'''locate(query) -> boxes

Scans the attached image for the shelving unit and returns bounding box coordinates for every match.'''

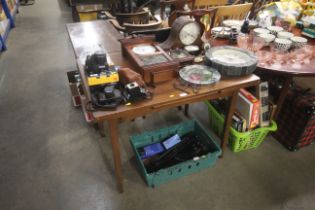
[0,18,9,49]
[1,0,19,27]
[0,1,8,51]
[0,36,4,51]
[0,0,19,51]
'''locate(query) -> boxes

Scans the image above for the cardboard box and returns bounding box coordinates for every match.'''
[75,4,103,22]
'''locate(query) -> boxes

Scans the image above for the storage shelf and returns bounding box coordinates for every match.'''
[0,37,3,51]
[10,0,19,27]
[0,18,10,51]
[1,0,19,28]
[11,4,18,21]
[0,0,19,51]
[1,18,10,41]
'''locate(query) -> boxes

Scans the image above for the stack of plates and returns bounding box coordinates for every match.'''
[222,19,258,28]
[211,27,231,38]
[205,46,258,76]
[222,19,243,27]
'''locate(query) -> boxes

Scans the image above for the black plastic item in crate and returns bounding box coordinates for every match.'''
[130,120,221,188]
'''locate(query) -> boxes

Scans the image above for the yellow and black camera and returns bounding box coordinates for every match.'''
[85,52,119,86]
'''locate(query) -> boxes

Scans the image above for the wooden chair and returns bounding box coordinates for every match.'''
[169,9,217,38]
[193,0,228,9]
[123,18,163,33]
[130,27,171,42]
[115,10,151,25]
[213,3,253,27]
[108,10,163,35]
[160,0,195,20]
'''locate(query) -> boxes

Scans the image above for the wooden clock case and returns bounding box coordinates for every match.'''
[120,35,180,86]
[160,9,217,50]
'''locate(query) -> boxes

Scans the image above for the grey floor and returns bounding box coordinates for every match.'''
[0,1,315,210]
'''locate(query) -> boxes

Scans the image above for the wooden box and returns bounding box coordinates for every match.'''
[120,36,180,86]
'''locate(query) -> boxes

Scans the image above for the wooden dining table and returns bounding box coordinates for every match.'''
[255,30,315,119]
[66,20,260,193]
[211,28,315,119]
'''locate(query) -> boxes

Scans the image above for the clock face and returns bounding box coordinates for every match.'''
[179,22,201,46]
[132,45,157,55]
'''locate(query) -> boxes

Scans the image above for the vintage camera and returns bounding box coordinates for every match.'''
[124,82,147,101]
[85,51,109,75]
[90,84,123,109]
[84,52,119,86]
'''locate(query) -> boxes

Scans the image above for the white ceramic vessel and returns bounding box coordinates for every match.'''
[267,26,284,35]
[258,33,276,46]
[290,36,308,48]
[274,38,292,51]
[277,31,294,39]
[253,28,270,35]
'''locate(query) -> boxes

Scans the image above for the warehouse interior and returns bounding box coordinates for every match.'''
[0,0,315,210]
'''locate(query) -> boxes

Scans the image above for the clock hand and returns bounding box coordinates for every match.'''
[183,31,196,39]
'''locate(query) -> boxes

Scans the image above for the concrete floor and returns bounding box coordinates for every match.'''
[0,1,315,210]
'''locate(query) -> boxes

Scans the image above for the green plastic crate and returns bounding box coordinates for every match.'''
[205,101,277,152]
[130,120,221,188]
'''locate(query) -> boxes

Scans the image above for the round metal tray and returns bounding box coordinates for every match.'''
[179,64,221,85]
[205,46,258,76]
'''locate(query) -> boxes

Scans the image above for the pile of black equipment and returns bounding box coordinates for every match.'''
[141,132,215,173]
[85,52,148,110]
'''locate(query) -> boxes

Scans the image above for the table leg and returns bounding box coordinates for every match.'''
[160,3,165,19]
[108,119,123,193]
[120,0,125,12]
[274,76,292,120]
[220,91,238,157]
[255,82,260,99]
[98,121,105,137]
[127,0,132,12]
[184,104,189,117]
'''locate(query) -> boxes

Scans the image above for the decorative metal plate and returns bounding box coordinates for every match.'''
[205,46,258,76]
[179,64,221,85]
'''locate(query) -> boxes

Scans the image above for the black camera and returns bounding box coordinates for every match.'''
[91,84,123,109]
[85,52,109,75]
[124,82,147,102]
